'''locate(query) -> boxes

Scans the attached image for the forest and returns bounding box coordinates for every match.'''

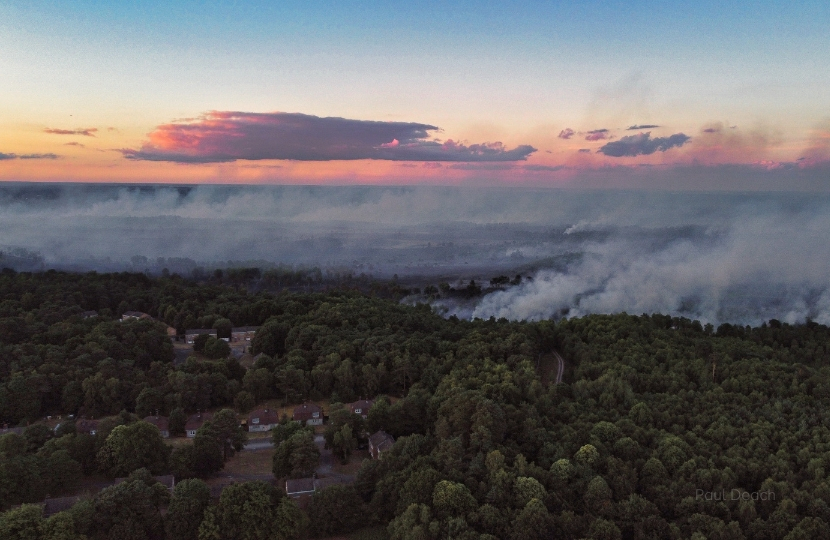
[2,269,830,539]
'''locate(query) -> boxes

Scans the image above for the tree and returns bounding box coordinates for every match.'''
[165,478,211,540]
[0,504,44,540]
[273,431,319,479]
[168,408,187,437]
[233,391,255,413]
[510,499,553,540]
[203,337,230,360]
[191,425,224,478]
[307,485,365,537]
[432,481,477,517]
[213,318,233,340]
[23,424,54,453]
[200,481,305,540]
[96,421,170,477]
[90,469,170,540]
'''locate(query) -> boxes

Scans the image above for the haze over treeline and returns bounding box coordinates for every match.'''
[2,182,829,326]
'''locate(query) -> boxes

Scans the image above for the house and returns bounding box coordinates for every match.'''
[348,399,374,419]
[293,403,323,426]
[285,478,316,498]
[43,496,81,517]
[231,326,259,342]
[369,431,395,459]
[248,408,280,432]
[76,418,99,436]
[185,412,213,437]
[121,311,151,322]
[143,415,170,438]
[185,329,218,344]
[79,310,98,319]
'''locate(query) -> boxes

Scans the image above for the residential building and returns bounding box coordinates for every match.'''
[185,412,213,437]
[231,326,259,342]
[143,415,170,438]
[185,329,217,344]
[369,430,395,459]
[248,408,280,432]
[293,403,323,426]
[347,399,374,419]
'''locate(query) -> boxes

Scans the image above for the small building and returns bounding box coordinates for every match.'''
[231,326,259,342]
[79,310,98,319]
[185,412,213,437]
[348,399,374,419]
[293,403,323,426]
[121,311,151,322]
[143,415,170,438]
[369,431,395,459]
[76,418,99,436]
[43,496,81,517]
[285,478,316,498]
[185,329,217,344]
[248,408,280,432]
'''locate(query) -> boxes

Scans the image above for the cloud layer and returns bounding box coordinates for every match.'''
[0,152,58,160]
[598,132,690,157]
[122,111,536,163]
[44,128,98,137]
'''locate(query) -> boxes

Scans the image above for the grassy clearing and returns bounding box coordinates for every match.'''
[223,447,275,476]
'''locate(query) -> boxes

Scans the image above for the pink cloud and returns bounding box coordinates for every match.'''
[122,111,536,163]
[585,129,610,141]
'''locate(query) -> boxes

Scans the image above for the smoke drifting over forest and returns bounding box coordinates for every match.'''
[1,182,829,326]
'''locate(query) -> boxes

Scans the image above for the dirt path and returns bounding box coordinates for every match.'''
[552,349,565,384]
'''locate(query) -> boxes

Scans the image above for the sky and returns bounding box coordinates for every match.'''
[1,0,829,189]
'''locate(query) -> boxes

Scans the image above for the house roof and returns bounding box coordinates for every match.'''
[232,326,259,333]
[143,415,169,432]
[43,496,81,516]
[285,478,315,495]
[80,310,98,319]
[369,430,395,450]
[249,408,280,426]
[348,399,374,413]
[122,311,150,318]
[185,412,213,431]
[185,328,217,335]
[292,403,322,421]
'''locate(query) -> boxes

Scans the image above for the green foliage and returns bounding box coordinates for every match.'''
[5,272,830,537]
[95,421,170,478]
[201,481,306,540]
[165,478,210,540]
[272,430,320,479]
[307,484,366,537]
[89,469,170,540]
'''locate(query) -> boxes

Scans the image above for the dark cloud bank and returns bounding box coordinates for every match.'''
[123,112,536,163]
[2,183,830,326]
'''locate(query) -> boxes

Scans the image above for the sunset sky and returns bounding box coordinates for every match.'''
[1,0,828,189]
